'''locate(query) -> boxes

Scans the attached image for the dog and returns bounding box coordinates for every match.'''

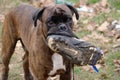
[1,4,79,80]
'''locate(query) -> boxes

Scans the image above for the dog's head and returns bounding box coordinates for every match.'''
[32,4,102,66]
[33,4,79,38]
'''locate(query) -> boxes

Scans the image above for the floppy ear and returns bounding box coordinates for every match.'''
[66,4,79,20]
[33,7,45,27]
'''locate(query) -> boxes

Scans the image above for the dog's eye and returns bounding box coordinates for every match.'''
[52,17,58,23]
[63,17,72,22]
[47,21,54,26]
[67,17,72,22]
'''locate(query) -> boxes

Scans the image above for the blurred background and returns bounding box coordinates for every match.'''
[0,0,120,80]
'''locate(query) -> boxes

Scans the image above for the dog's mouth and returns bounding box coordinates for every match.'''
[47,34,103,66]
[47,28,78,39]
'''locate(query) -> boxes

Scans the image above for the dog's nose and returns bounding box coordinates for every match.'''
[59,24,67,31]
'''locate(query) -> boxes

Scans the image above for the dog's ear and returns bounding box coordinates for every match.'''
[33,7,45,27]
[66,4,79,20]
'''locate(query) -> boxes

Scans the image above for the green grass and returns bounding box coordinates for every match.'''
[66,0,100,5]
[90,12,107,25]
[92,11,120,26]
[109,0,120,10]
[101,50,120,80]
[76,30,91,38]
[74,67,81,74]
[74,49,120,80]
[108,10,120,20]
[75,6,120,79]
[89,10,120,25]
[22,0,29,2]
[8,62,23,80]
[87,0,100,5]
[66,0,79,3]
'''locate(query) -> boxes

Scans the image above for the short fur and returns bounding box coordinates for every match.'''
[1,4,79,80]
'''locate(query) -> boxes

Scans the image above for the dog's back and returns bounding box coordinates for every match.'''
[1,4,39,80]
[2,4,40,49]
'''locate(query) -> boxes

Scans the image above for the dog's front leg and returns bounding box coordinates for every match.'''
[23,53,33,80]
[60,61,74,80]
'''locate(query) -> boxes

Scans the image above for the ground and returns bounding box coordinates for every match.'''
[0,0,120,80]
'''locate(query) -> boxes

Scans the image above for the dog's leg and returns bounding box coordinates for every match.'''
[23,53,33,80]
[1,40,17,80]
[20,40,33,80]
[60,61,74,80]
[1,15,18,80]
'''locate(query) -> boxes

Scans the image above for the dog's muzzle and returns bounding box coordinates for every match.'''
[47,35,103,66]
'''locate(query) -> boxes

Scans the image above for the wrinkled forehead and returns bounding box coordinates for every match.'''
[42,4,72,21]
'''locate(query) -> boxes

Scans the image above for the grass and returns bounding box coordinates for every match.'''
[66,0,79,3]
[108,10,120,20]
[8,62,23,80]
[74,10,120,80]
[88,10,120,25]
[90,12,107,25]
[101,50,120,80]
[76,30,91,38]
[0,0,120,80]
[87,0,100,5]
[86,0,120,10]
[74,49,120,80]
[0,0,29,14]
[108,0,120,10]
[74,29,118,79]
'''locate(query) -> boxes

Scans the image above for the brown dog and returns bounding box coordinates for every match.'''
[1,4,79,80]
